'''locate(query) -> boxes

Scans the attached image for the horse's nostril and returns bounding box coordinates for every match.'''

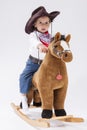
[65,53,67,57]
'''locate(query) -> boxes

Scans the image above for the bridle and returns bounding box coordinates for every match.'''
[53,46,71,58]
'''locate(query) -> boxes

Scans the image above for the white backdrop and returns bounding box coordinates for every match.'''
[0,0,87,130]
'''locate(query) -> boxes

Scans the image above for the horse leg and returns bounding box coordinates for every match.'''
[54,85,68,116]
[26,87,34,106]
[33,89,42,107]
[39,87,53,118]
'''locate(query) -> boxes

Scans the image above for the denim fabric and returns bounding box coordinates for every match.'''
[19,59,40,94]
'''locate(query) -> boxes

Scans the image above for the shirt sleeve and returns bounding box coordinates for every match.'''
[28,32,41,48]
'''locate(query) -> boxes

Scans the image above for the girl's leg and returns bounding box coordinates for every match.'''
[19,59,40,113]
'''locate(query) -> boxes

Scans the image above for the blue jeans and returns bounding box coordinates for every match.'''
[19,59,40,94]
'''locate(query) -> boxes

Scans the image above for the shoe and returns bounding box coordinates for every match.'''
[21,108,30,115]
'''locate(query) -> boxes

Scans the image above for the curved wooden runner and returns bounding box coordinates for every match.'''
[11,103,84,128]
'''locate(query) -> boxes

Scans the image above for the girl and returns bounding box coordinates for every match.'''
[19,6,60,114]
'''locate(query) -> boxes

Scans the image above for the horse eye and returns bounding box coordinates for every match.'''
[54,45,58,48]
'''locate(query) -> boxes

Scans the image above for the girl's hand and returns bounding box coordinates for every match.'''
[37,44,48,53]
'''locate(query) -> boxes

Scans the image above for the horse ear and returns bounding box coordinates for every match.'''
[65,34,71,43]
[54,32,61,42]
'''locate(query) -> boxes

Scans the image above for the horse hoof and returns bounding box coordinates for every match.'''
[41,109,53,118]
[55,109,67,116]
[33,101,42,107]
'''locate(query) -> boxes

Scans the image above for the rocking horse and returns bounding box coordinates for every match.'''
[11,32,84,127]
[30,32,73,118]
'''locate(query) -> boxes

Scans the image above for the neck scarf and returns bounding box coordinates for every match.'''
[37,31,52,47]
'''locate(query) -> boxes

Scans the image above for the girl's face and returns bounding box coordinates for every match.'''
[34,16,50,33]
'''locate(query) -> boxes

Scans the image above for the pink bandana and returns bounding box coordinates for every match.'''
[39,31,51,47]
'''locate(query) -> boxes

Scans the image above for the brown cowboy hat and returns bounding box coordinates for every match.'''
[25,6,60,34]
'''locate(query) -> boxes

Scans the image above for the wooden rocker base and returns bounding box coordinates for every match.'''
[11,103,84,128]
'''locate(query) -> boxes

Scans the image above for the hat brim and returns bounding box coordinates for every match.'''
[25,8,60,34]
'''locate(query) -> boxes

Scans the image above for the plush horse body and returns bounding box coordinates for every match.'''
[27,32,73,118]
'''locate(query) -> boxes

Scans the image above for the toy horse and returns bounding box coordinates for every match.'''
[28,32,73,118]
